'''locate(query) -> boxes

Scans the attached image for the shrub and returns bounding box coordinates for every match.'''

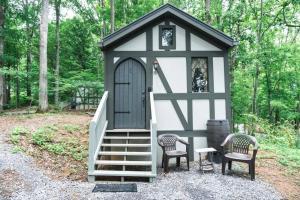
[31,127,55,146]
[45,143,65,154]
[10,127,30,144]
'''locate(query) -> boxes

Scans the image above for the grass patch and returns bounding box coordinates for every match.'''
[9,124,88,162]
[258,142,300,172]
[10,127,30,144]
[63,124,80,133]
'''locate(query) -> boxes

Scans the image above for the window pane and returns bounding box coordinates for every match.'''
[161,28,173,47]
[192,58,208,93]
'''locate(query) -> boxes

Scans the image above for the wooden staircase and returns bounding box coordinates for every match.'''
[88,129,156,182]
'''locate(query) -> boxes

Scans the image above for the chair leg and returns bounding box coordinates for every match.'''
[164,157,169,173]
[186,155,189,171]
[176,157,180,167]
[248,163,251,174]
[251,162,255,181]
[222,160,226,175]
[228,161,232,170]
[162,154,164,168]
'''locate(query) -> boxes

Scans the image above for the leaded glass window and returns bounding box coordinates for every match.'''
[192,58,208,93]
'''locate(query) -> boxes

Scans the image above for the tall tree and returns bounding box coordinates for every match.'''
[54,0,61,105]
[39,0,49,111]
[0,1,6,111]
[110,0,114,33]
[204,0,211,25]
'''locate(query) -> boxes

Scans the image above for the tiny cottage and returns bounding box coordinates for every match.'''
[88,4,236,182]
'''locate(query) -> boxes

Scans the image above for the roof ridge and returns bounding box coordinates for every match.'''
[101,4,236,49]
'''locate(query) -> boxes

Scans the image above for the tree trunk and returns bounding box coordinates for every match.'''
[110,0,115,33]
[205,0,211,25]
[252,0,263,115]
[16,65,20,108]
[101,0,106,38]
[0,3,5,111]
[54,0,61,106]
[39,0,49,112]
[25,0,32,99]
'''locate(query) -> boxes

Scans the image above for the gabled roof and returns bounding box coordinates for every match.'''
[100,3,237,50]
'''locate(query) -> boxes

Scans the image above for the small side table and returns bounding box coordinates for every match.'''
[194,147,217,173]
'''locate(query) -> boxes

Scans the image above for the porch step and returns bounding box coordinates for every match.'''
[95,160,152,166]
[101,143,151,147]
[99,151,151,156]
[106,129,150,133]
[89,170,155,177]
[103,136,150,140]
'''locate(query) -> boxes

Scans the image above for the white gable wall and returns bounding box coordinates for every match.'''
[170,22,186,51]
[114,32,146,51]
[190,33,221,51]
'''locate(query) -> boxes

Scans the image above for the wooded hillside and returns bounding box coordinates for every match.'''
[0,0,299,127]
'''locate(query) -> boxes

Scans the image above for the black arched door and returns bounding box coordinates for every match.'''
[114,59,146,129]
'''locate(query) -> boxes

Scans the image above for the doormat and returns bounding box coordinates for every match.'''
[92,183,137,192]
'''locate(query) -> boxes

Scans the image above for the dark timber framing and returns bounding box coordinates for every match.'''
[101,5,236,161]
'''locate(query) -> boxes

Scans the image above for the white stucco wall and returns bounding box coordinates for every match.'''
[113,57,120,63]
[154,100,184,130]
[114,32,146,51]
[214,99,226,119]
[170,22,186,51]
[190,33,221,51]
[192,100,210,130]
[156,57,187,93]
[213,57,225,93]
[152,23,165,51]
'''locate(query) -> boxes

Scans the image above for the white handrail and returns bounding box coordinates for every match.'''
[150,92,157,177]
[88,91,108,174]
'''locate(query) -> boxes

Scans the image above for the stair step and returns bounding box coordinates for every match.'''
[101,143,151,147]
[103,136,151,140]
[89,170,155,177]
[96,160,152,166]
[106,129,150,133]
[99,151,151,156]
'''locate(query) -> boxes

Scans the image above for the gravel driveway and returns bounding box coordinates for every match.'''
[0,133,282,200]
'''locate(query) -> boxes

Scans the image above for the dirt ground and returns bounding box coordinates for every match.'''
[0,112,299,199]
[0,112,91,181]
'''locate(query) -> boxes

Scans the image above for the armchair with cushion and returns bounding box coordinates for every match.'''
[158,134,190,173]
[221,133,259,180]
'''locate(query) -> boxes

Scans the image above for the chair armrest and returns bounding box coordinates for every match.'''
[220,134,234,147]
[178,138,189,146]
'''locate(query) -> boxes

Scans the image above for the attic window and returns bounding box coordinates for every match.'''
[159,25,176,49]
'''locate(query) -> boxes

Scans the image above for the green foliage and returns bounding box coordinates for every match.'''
[12,146,25,154]
[10,127,30,144]
[44,143,65,154]
[63,124,80,133]
[31,126,56,146]
[259,143,300,171]
[245,114,297,147]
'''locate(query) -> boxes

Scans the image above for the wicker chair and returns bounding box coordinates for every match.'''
[221,134,259,180]
[158,134,190,173]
